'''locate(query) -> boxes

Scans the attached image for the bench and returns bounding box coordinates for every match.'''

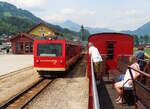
[122,59,149,105]
[128,66,150,109]
[113,56,149,105]
[109,56,130,86]
[122,79,135,105]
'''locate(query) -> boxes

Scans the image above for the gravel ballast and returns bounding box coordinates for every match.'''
[25,77,89,109]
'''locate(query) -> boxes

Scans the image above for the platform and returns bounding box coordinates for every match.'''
[0,54,33,76]
[97,75,134,109]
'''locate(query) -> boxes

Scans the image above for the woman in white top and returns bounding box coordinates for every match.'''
[114,56,140,104]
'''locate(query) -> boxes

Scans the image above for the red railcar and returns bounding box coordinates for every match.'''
[87,33,133,109]
[34,40,82,76]
[88,32,133,73]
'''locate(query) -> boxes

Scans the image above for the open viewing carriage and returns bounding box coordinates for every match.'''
[87,33,150,109]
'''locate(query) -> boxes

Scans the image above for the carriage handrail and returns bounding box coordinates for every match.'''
[118,56,149,73]
[137,58,149,63]
[128,65,150,79]
[91,58,100,109]
[136,58,149,72]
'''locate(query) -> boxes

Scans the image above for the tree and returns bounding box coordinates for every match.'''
[80,25,84,41]
[80,25,90,41]
[143,35,149,44]
[132,34,139,47]
[132,34,150,46]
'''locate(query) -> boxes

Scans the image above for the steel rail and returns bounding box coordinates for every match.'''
[0,78,43,109]
[20,79,54,109]
[0,66,33,80]
[0,78,54,109]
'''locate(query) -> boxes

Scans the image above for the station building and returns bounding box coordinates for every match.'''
[7,23,63,54]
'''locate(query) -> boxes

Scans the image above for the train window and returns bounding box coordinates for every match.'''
[37,43,62,57]
[107,43,114,60]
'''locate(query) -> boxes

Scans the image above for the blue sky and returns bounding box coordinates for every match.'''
[1,0,150,31]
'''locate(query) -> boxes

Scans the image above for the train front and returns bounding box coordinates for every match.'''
[34,40,66,76]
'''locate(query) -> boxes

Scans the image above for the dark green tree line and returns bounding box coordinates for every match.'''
[0,16,36,36]
[132,34,150,46]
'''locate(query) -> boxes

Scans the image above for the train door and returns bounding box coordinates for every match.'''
[25,42,29,53]
[106,41,117,69]
[16,42,24,54]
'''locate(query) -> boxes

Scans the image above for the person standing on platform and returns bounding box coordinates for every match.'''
[134,45,150,71]
[88,42,103,81]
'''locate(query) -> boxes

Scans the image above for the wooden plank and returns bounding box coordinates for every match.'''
[135,80,150,109]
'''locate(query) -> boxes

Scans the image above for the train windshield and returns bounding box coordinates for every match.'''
[37,43,62,57]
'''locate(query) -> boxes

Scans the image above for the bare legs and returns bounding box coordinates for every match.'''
[114,81,123,103]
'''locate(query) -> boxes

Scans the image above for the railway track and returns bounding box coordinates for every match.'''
[0,66,33,80]
[0,78,55,109]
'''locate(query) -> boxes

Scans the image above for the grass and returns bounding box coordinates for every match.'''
[144,48,150,61]
[145,48,150,56]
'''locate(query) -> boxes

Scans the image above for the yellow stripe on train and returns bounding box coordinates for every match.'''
[34,67,66,71]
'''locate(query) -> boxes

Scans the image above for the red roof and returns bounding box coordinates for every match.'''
[6,32,34,42]
[6,32,65,42]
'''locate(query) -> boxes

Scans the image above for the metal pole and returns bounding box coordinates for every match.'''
[81,30,82,41]
[91,57,100,109]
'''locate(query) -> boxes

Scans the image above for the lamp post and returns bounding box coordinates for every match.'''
[80,25,84,41]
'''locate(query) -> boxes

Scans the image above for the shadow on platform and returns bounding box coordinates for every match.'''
[97,79,115,109]
[65,55,87,78]
[97,76,135,109]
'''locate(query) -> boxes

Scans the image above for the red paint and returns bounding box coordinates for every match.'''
[87,33,133,109]
[88,33,133,70]
[34,40,82,75]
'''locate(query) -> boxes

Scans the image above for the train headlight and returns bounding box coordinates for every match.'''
[60,60,63,64]
[36,59,40,63]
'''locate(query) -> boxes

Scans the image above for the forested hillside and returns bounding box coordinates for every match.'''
[0,1,90,40]
[0,17,36,36]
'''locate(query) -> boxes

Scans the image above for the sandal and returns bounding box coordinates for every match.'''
[116,100,123,104]
[115,98,120,102]
[115,97,121,102]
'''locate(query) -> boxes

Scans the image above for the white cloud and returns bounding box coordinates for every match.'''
[43,15,67,22]
[2,0,46,7]
[80,10,96,15]
[115,9,140,19]
[124,9,139,16]
[90,24,108,28]
[61,8,74,15]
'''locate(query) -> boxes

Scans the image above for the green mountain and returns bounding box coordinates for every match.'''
[0,16,36,36]
[0,2,43,23]
[120,21,150,36]
[0,1,80,39]
[133,21,150,36]
[57,20,116,33]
